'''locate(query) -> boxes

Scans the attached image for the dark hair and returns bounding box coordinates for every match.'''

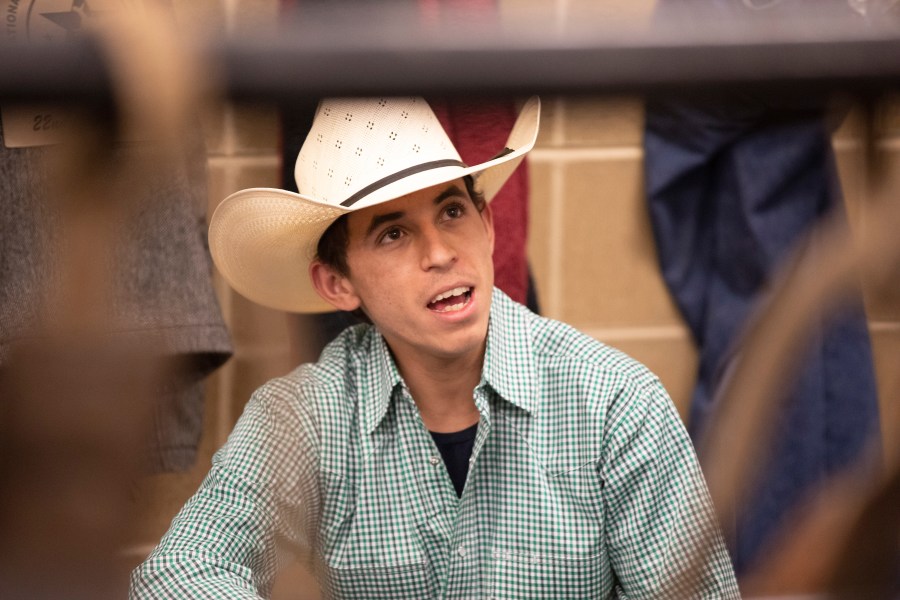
[315,175,486,277]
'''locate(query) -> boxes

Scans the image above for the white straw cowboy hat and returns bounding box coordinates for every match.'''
[209,96,541,313]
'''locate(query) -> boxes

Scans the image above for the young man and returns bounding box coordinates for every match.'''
[132,97,741,598]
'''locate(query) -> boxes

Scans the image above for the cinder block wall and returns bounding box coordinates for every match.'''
[125,0,899,595]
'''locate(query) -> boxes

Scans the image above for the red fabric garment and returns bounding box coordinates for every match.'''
[430,98,530,304]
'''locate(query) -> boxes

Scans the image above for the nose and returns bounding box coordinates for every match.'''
[419,226,457,271]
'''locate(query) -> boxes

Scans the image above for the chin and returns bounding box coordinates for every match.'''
[436,330,487,360]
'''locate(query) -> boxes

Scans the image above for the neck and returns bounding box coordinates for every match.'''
[395,344,484,434]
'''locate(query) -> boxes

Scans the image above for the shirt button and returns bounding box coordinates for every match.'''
[468,456,475,465]
[429,455,440,466]
[457,544,467,557]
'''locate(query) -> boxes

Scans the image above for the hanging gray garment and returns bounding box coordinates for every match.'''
[0,119,232,472]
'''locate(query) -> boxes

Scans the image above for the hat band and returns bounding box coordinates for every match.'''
[340,159,466,207]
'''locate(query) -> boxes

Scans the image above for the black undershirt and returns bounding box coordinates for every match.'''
[429,422,478,498]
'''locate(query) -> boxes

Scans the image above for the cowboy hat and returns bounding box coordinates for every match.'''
[209,96,541,313]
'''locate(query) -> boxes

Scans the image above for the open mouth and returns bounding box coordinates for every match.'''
[427,286,473,313]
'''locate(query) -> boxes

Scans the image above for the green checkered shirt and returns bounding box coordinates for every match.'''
[132,289,740,599]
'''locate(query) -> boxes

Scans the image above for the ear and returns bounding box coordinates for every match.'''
[480,202,496,255]
[309,260,361,312]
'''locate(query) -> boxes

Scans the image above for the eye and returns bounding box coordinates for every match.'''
[377,226,404,245]
[441,201,466,221]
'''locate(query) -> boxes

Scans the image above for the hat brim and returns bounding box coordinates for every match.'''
[209,96,540,313]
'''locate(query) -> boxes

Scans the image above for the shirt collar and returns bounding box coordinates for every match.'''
[481,287,539,415]
[361,287,539,435]
[361,330,404,436]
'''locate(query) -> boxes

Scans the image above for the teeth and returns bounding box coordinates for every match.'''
[430,286,469,304]
[434,301,467,313]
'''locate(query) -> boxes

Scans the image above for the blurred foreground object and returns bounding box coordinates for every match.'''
[0,2,216,597]
[743,456,900,598]
[685,95,900,597]
[3,2,900,102]
[644,0,887,574]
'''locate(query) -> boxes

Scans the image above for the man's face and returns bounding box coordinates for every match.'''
[313,179,495,369]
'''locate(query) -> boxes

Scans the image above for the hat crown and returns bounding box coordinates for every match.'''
[295,97,462,207]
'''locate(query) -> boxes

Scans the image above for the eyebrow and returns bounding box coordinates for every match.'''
[433,184,467,206]
[365,211,404,238]
[364,184,468,238]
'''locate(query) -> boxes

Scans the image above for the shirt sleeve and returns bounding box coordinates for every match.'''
[130,380,320,599]
[600,378,741,599]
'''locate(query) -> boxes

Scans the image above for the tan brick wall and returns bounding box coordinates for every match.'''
[125,2,899,596]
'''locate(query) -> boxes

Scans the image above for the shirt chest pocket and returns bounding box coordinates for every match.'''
[318,472,437,599]
[486,462,609,599]
[323,561,436,599]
